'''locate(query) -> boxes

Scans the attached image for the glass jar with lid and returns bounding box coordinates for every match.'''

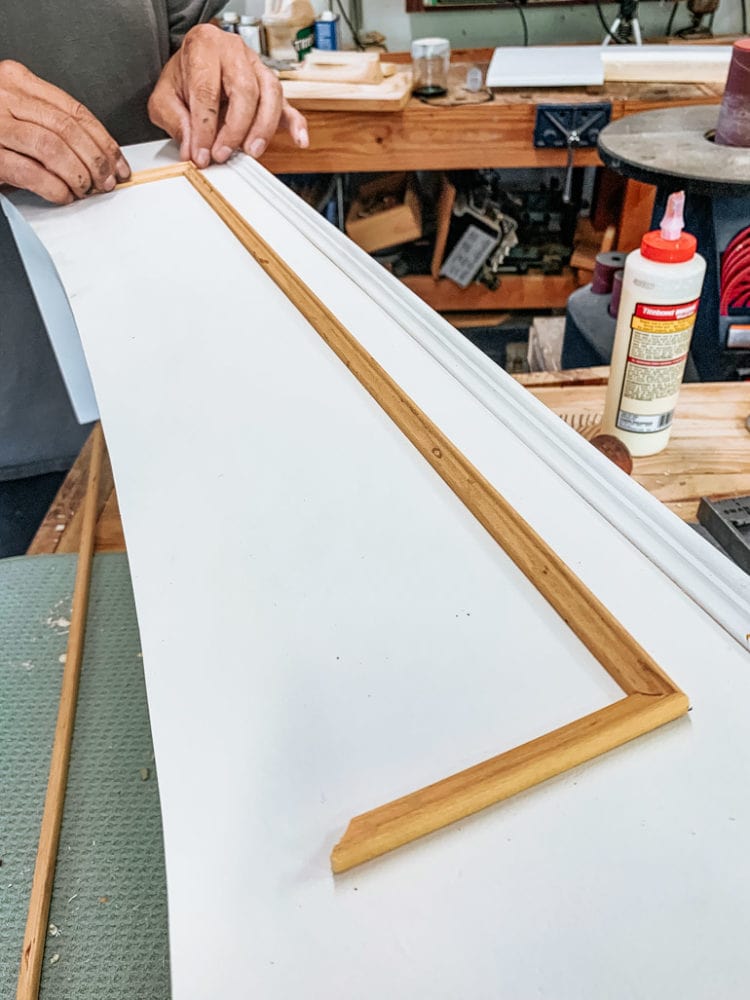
[411,37,450,98]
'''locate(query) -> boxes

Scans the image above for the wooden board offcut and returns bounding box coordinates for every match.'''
[281,68,413,112]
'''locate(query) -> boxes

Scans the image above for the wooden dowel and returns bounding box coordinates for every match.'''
[17,423,105,1000]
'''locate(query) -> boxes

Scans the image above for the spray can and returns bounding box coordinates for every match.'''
[314,11,340,51]
[601,191,706,457]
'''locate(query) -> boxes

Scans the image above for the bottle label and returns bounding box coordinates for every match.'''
[616,298,699,434]
[293,25,315,60]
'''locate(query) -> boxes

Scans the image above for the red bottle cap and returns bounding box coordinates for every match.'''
[641,229,697,263]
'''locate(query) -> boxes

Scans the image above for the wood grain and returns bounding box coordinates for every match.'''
[281,69,413,113]
[17,424,105,1000]
[261,80,722,174]
[528,382,750,521]
[331,691,688,873]
[617,179,656,253]
[27,429,124,555]
[402,272,580,311]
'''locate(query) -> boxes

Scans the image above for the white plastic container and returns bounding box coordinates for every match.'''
[262,0,315,62]
[238,15,263,54]
[601,192,706,457]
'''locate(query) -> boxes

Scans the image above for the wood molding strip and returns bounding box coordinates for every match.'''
[331,691,687,873]
[17,423,105,999]
[126,166,688,872]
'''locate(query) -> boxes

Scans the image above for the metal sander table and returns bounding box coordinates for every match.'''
[598,105,750,379]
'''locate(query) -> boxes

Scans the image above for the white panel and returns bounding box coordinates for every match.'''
[22,154,750,1000]
[218,156,750,645]
[602,44,732,84]
[487,46,604,87]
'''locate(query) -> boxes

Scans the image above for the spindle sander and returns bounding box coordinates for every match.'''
[596,39,750,380]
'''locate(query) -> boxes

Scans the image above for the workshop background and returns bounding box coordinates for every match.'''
[236,0,745,48]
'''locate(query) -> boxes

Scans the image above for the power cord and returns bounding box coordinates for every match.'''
[665,1,680,35]
[595,0,625,43]
[513,1,529,46]
[334,0,365,50]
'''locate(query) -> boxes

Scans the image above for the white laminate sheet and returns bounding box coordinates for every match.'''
[21,153,750,1000]
[487,45,604,87]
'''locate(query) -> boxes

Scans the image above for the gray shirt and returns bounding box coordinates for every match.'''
[0,0,224,478]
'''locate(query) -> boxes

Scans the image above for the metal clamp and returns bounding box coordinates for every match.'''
[534,103,612,204]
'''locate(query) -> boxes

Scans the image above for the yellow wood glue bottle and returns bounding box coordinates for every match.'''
[601,191,706,456]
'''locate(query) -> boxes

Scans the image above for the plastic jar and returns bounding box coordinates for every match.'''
[411,37,450,98]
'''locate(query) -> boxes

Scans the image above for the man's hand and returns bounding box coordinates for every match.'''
[148,23,309,167]
[0,60,130,205]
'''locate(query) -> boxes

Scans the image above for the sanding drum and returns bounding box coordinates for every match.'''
[716,39,750,148]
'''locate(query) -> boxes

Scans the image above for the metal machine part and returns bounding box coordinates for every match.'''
[698,496,750,574]
[598,106,750,380]
[534,104,612,205]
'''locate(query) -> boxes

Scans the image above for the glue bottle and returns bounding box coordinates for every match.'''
[600,191,706,457]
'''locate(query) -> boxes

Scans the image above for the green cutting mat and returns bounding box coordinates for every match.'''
[0,553,169,998]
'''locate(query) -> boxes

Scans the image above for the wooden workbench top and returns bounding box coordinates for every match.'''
[28,374,750,556]
[262,51,723,174]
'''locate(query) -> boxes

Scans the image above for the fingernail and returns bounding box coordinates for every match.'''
[214,145,234,163]
[250,138,267,159]
[298,129,309,149]
[103,175,116,192]
[115,156,130,180]
[196,148,211,168]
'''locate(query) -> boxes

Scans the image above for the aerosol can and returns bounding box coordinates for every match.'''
[601,191,706,456]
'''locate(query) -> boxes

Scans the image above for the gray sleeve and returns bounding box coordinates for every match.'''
[167,1,228,52]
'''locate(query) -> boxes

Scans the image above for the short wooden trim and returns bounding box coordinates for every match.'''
[126,165,689,873]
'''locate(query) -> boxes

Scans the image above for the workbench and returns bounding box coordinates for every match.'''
[262,48,723,312]
[263,50,723,175]
[28,372,750,557]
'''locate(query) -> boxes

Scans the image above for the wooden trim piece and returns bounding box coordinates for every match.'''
[184,165,677,696]
[116,161,192,190]
[332,691,687,873]
[17,423,104,1000]
[123,167,688,872]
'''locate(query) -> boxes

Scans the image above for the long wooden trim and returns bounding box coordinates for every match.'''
[126,166,689,871]
[17,424,104,999]
[184,167,677,696]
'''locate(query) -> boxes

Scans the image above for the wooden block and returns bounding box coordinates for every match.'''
[345,173,422,253]
[431,174,456,280]
[279,50,385,85]
[280,68,413,113]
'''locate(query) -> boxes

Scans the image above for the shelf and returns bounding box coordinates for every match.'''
[401,269,581,311]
